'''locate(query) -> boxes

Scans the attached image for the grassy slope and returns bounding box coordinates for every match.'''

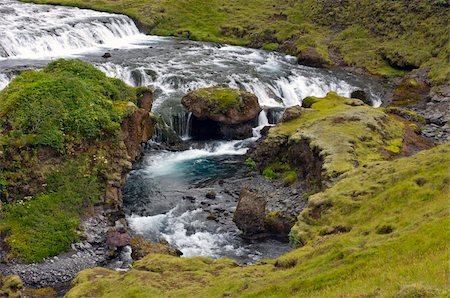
[24,0,449,82]
[67,143,449,298]
[0,60,141,262]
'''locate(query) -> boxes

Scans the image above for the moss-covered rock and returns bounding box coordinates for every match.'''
[251,92,431,189]
[0,59,154,262]
[181,87,261,139]
[0,275,23,298]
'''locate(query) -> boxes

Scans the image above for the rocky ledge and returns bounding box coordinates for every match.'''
[181,87,261,139]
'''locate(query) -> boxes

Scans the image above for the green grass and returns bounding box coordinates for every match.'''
[23,0,449,83]
[66,144,450,297]
[0,157,103,262]
[0,59,143,262]
[0,59,137,151]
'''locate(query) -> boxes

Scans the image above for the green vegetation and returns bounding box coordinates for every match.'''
[190,87,245,113]
[261,92,408,181]
[262,167,278,180]
[24,0,449,83]
[0,60,145,262]
[67,144,449,297]
[244,158,257,170]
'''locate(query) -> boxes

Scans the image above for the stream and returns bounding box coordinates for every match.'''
[0,0,389,281]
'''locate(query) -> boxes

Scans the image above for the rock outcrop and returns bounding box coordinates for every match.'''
[233,188,294,238]
[181,87,261,139]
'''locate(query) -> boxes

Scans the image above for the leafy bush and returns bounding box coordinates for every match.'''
[0,59,137,151]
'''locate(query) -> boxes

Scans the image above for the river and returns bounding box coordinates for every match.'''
[0,0,388,269]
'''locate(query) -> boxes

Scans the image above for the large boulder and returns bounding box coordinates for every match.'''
[297,47,329,68]
[233,188,294,237]
[233,189,267,235]
[181,87,261,139]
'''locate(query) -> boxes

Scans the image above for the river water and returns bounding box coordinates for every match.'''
[0,0,388,264]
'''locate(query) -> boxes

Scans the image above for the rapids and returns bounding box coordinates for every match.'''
[0,0,389,264]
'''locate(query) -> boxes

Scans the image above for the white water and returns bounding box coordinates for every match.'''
[0,0,147,59]
[0,73,11,90]
[128,206,244,258]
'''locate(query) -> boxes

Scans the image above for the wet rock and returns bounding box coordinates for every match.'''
[182,87,261,140]
[106,227,131,249]
[281,105,304,122]
[130,237,182,260]
[205,191,216,199]
[102,52,112,58]
[350,90,372,106]
[233,189,267,235]
[297,47,329,68]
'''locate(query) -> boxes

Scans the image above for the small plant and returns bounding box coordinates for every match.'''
[263,167,278,180]
[245,158,257,170]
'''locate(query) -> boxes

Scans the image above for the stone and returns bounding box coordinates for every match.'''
[233,188,267,235]
[282,105,304,122]
[106,227,131,249]
[297,47,328,68]
[182,87,261,140]
[102,52,112,58]
[350,90,372,106]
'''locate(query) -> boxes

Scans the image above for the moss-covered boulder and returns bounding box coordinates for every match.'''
[0,59,154,262]
[181,87,261,139]
[250,92,432,189]
[0,275,23,298]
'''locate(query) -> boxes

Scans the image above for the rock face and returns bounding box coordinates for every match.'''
[297,47,329,68]
[350,90,372,106]
[233,189,267,235]
[181,87,261,139]
[233,188,294,237]
[130,237,182,261]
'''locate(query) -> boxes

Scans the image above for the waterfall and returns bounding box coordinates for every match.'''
[0,73,11,91]
[0,0,145,59]
[182,112,193,140]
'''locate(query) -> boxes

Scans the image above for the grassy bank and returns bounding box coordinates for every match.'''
[23,0,449,83]
[67,143,449,297]
[0,60,146,262]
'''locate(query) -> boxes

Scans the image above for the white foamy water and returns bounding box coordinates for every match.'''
[128,206,242,258]
[0,0,147,59]
[0,73,11,90]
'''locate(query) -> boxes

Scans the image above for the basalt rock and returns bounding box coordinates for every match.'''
[297,47,329,68]
[181,87,261,140]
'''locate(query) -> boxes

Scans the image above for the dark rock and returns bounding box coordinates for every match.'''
[205,191,216,199]
[182,87,261,140]
[106,227,131,249]
[350,90,372,106]
[297,47,328,68]
[233,188,267,235]
[282,105,304,122]
[102,52,112,59]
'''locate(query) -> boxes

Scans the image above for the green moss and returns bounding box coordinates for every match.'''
[0,59,142,262]
[0,156,103,262]
[0,59,137,151]
[245,158,257,170]
[67,144,450,297]
[262,167,278,180]
[301,96,320,108]
[262,43,279,51]
[190,87,243,113]
[282,170,297,186]
[265,92,406,180]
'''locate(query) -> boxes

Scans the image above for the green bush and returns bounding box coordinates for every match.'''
[0,59,137,151]
[245,158,257,170]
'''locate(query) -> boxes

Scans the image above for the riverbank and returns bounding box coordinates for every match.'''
[22,0,449,83]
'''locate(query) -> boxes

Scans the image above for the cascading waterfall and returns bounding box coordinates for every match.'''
[0,73,11,90]
[0,0,145,59]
